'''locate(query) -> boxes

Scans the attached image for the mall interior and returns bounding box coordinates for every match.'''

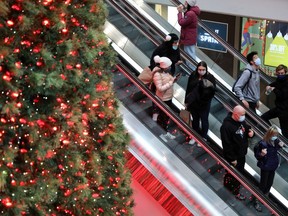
[104,0,288,215]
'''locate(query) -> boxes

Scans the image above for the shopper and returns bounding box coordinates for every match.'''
[233,51,261,113]
[149,33,182,121]
[220,105,254,200]
[261,64,288,139]
[185,61,216,145]
[177,0,200,69]
[150,33,182,76]
[253,125,284,211]
[153,56,180,141]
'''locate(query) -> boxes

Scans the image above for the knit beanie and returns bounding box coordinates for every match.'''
[154,55,172,69]
[186,0,197,6]
[165,33,179,42]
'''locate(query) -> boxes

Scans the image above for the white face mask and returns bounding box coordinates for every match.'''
[198,70,206,76]
[254,58,261,66]
[271,136,277,141]
[238,115,245,122]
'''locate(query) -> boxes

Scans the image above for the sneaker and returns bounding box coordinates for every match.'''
[235,193,246,201]
[152,113,159,121]
[254,199,262,212]
[197,143,202,147]
[188,138,196,145]
[165,132,176,140]
[159,134,168,142]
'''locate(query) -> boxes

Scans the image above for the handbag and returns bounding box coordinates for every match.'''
[202,79,214,88]
[138,66,154,85]
[179,109,192,127]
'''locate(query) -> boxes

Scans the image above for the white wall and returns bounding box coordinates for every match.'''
[144,0,288,23]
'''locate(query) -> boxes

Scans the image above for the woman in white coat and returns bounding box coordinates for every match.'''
[153,55,180,140]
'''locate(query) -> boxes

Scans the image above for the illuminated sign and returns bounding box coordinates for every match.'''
[264,21,288,67]
[197,20,228,52]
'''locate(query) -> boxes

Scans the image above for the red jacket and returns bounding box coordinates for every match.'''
[178,6,200,45]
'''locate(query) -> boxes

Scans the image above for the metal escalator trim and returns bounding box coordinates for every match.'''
[114,59,287,216]
[107,0,288,155]
[169,0,274,84]
[121,104,236,215]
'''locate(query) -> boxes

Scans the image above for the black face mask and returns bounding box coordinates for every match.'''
[277,74,286,80]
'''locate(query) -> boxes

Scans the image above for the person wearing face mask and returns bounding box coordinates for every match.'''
[220,105,254,201]
[253,125,284,212]
[153,56,180,140]
[233,51,261,113]
[177,0,200,69]
[185,61,216,145]
[149,33,182,76]
[261,64,288,139]
[149,33,182,122]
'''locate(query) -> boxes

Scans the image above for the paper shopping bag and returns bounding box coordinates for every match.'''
[179,109,192,127]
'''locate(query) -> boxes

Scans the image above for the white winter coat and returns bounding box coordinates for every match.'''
[153,68,174,101]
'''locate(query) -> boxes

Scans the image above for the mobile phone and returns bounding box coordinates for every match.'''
[175,73,182,78]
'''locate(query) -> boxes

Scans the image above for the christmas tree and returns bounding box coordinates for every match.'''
[0,0,133,215]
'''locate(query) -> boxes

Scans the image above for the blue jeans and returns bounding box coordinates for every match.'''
[184,45,196,69]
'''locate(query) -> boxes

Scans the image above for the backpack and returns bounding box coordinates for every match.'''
[254,141,267,160]
[232,68,253,92]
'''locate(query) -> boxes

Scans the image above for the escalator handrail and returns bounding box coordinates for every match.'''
[105,0,288,158]
[115,60,286,216]
[169,0,274,84]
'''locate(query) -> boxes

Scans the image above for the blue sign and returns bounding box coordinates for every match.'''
[197,20,228,52]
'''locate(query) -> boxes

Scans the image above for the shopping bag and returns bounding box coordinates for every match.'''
[179,109,192,127]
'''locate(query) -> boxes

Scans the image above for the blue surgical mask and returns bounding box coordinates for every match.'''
[239,115,245,122]
[254,58,261,66]
[172,45,178,50]
[271,136,278,141]
[277,74,286,80]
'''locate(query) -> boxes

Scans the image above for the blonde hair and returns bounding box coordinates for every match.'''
[263,125,279,144]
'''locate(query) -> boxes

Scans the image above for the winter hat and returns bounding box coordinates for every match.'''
[165,33,179,42]
[186,0,197,6]
[154,55,172,69]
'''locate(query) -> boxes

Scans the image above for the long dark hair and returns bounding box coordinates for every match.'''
[185,4,191,14]
[196,61,208,74]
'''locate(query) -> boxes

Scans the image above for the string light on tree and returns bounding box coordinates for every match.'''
[0,0,133,215]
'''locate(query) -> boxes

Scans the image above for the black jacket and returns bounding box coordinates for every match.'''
[270,76,288,114]
[150,43,181,74]
[185,71,216,109]
[220,113,252,162]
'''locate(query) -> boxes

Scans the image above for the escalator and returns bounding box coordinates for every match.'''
[113,57,287,215]
[104,0,288,215]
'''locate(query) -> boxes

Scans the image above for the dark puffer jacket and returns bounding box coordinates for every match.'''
[185,71,216,110]
[256,139,282,171]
